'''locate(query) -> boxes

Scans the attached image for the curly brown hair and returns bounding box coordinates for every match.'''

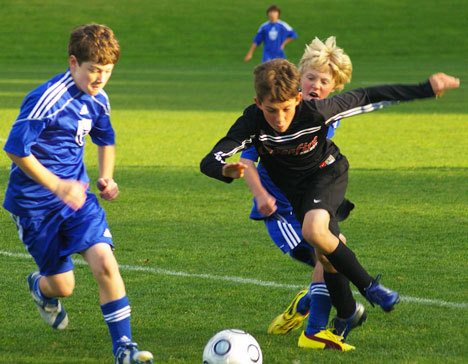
[68,24,120,65]
[254,59,300,102]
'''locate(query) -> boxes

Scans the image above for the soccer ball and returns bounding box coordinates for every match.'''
[202,329,263,364]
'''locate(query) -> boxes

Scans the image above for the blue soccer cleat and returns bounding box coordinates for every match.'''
[365,275,400,312]
[27,272,69,330]
[115,341,154,364]
[331,302,367,340]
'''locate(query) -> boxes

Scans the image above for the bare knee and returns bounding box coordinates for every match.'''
[90,252,120,282]
[42,273,75,297]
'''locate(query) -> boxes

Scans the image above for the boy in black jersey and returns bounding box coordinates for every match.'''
[200,59,459,348]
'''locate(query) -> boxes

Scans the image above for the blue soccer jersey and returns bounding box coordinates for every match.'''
[3,70,115,217]
[253,20,298,62]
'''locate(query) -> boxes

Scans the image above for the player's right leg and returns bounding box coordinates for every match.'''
[27,271,71,330]
[11,213,73,330]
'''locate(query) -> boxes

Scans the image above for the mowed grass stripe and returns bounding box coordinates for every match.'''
[2,250,465,310]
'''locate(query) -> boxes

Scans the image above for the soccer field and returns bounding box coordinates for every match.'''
[0,1,467,363]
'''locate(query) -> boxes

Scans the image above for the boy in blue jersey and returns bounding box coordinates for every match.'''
[240,37,364,350]
[244,4,298,63]
[3,24,153,364]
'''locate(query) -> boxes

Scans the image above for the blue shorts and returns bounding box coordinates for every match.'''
[263,211,341,267]
[11,193,113,276]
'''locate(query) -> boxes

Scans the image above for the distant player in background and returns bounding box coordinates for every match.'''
[240,37,364,350]
[3,24,153,364]
[244,4,298,63]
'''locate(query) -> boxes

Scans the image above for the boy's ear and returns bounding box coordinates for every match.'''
[295,92,302,104]
[68,55,78,71]
[254,97,263,109]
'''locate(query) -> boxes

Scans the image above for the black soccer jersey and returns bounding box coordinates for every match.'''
[200,81,434,194]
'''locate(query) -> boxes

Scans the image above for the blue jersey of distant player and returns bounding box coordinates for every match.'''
[3,70,115,217]
[253,20,298,62]
[241,121,340,221]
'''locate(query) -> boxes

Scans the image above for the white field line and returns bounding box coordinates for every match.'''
[1,249,466,310]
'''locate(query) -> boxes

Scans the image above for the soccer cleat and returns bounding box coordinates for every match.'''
[365,275,400,312]
[115,342,154,364]
[331,302,367,340]
[268,289,309,334]
[27,272,68,330]
[298,330,355,351]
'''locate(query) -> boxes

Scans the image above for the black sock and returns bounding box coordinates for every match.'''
[323,271,356,319]
[325,241,373,296]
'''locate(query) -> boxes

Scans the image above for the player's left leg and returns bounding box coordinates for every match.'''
[71,195,153,363]
[82,243,153,364]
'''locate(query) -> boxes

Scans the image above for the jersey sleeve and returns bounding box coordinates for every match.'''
[3,94,48,157]
[240,145,259,161]
[89,113,115,146]
[89,94,115,146]
[253,24,265,45]
[200,108,257,183]
[315,81,435,125]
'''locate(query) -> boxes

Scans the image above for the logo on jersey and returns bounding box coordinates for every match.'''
[79,104,89,115]
[262,136,318,156]
[75,118,92,146]
[268,26,278,41]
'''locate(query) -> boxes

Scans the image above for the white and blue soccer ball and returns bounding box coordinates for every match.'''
[202,329,263,364]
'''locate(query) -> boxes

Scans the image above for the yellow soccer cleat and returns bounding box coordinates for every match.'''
[298,330,355,351]
[268,289,309,334]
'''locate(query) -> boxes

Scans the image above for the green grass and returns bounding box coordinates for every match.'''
[0,0,467,363]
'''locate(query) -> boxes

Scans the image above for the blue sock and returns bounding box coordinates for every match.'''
[305,283,332,336]
[33,275,55,302]
[101,296,132,355]
[296,290,311,315]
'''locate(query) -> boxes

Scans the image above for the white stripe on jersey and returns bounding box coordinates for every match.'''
[259,126,321,143]
[275,215,301,250]
[324,100,395,125]
[277,20,294,31]
[28,72,75,119]
[214,136,255,163]
[103,305,131,323]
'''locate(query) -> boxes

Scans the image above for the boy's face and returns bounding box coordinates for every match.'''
[255,93,302,133]
[69,56,114,96]
[300,68,336,101]
[268,10,279,22]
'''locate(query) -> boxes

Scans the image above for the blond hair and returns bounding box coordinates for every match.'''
[298,36,352,91]
[254,59,300,102]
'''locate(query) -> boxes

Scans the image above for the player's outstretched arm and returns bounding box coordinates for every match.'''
[240,158,277,216]
[222,162,248,179]
[429,73,460,97]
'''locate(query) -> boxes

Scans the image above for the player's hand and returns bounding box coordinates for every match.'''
[255,192,277,216]
[97,178,119,201]
[429,73,460,97]
[54,179,87,210]
[222,162,248,179]
[244,53,252,62]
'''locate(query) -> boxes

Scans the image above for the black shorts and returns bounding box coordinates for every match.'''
[287,155,349,237]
